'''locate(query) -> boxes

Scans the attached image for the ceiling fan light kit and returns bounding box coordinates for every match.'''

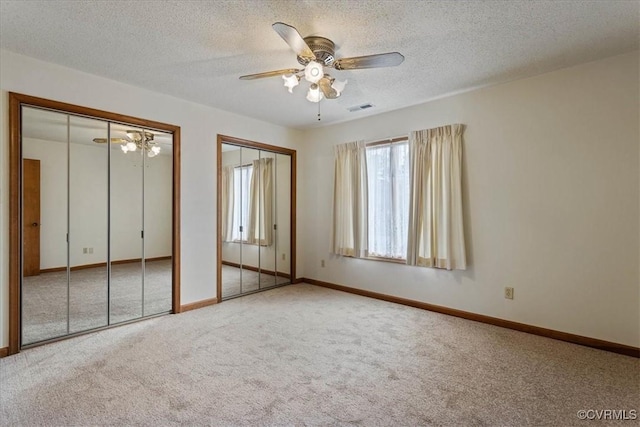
[304,61,324,83]
[306,83,322,103]
[122,130,161,157]
[240,22,404,106]
[282,73,300,93]
[331,78,347,95]
[93,130,161,157]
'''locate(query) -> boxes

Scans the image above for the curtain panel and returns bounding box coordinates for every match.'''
[332,141,368,257]
[248,157,274,246]
[221,166,235,242]
[406,124,466,270]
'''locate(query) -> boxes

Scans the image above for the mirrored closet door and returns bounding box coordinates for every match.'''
[218,137,295,300]
[16,98,178,348]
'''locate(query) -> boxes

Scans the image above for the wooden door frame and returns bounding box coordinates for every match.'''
[8,92,182,355]
[216,134,297,302]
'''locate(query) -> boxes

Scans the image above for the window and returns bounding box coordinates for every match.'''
[366,141,410,259]
[231,164,252,241]
[332,125,465,269]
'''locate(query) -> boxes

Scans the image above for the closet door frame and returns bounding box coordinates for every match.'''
[8,92,181,355]
[216,135,297,301]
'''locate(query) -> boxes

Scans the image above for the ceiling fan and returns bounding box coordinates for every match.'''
[93,130,161,157]
[239,22,405,102]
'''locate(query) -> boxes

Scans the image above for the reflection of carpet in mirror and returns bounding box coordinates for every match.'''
[222,264,289,299]
[22,259,172,345]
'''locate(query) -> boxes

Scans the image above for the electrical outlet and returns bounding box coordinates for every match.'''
[505,287,514,300]
[83,248,88,254]
[88,247,93,254]
[282,253,286,261]
[321,259,325,268]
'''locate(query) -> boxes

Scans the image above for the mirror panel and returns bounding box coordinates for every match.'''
[68,116,109,333]
[258,150,277,289]
[276,153,291,284]
[219,140,293,300]
[13,94,178,353]
[21,107,70,345]
[239,147,260,294]
[109,124,144,323]
[221,143,240,298]
[143,129,173,316]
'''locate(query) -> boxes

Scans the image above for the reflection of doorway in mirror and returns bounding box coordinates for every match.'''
[23,159,41,277]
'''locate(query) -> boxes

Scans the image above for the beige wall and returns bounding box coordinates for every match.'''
[299,51,640,347]
[23,137,173,268]
[0,49,303,348]
[1,48,638,350]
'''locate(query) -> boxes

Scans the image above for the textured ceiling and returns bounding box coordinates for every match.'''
[1,0,638,129]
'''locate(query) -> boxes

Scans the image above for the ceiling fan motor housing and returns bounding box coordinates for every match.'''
[298,36,336,66]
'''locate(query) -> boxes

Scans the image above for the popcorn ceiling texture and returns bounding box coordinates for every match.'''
[1,284,638,425]
[0,0,637,129]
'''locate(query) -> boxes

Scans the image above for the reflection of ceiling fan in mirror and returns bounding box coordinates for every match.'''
[239,22,405,102]
[93,130,161,157]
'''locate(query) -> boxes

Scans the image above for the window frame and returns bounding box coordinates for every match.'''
[364,136,409,262]
[230,163,253,244]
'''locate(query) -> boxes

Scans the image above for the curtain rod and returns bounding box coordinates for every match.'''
[366,135,408,147]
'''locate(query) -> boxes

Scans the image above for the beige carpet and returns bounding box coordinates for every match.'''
[22,259,172,345]
[221,264,289,298]
[1,284,638,426]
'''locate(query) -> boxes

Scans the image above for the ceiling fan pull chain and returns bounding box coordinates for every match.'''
[318,101,321,121]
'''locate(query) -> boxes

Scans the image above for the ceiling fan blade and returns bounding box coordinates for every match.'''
[318,77,339,99]
[239,68,302,80]
[272,22,316,61]
[333,52,405,70]
[93,138,127,144]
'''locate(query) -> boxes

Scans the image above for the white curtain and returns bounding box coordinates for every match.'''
[221,166,235,242]
[332,141,368,257]
[248,157,273,246]
[406,124,466,270]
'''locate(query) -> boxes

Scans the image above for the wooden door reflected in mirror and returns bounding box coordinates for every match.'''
[22,158,40,277]
[21,106,70,345]
[10,92,181,354]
